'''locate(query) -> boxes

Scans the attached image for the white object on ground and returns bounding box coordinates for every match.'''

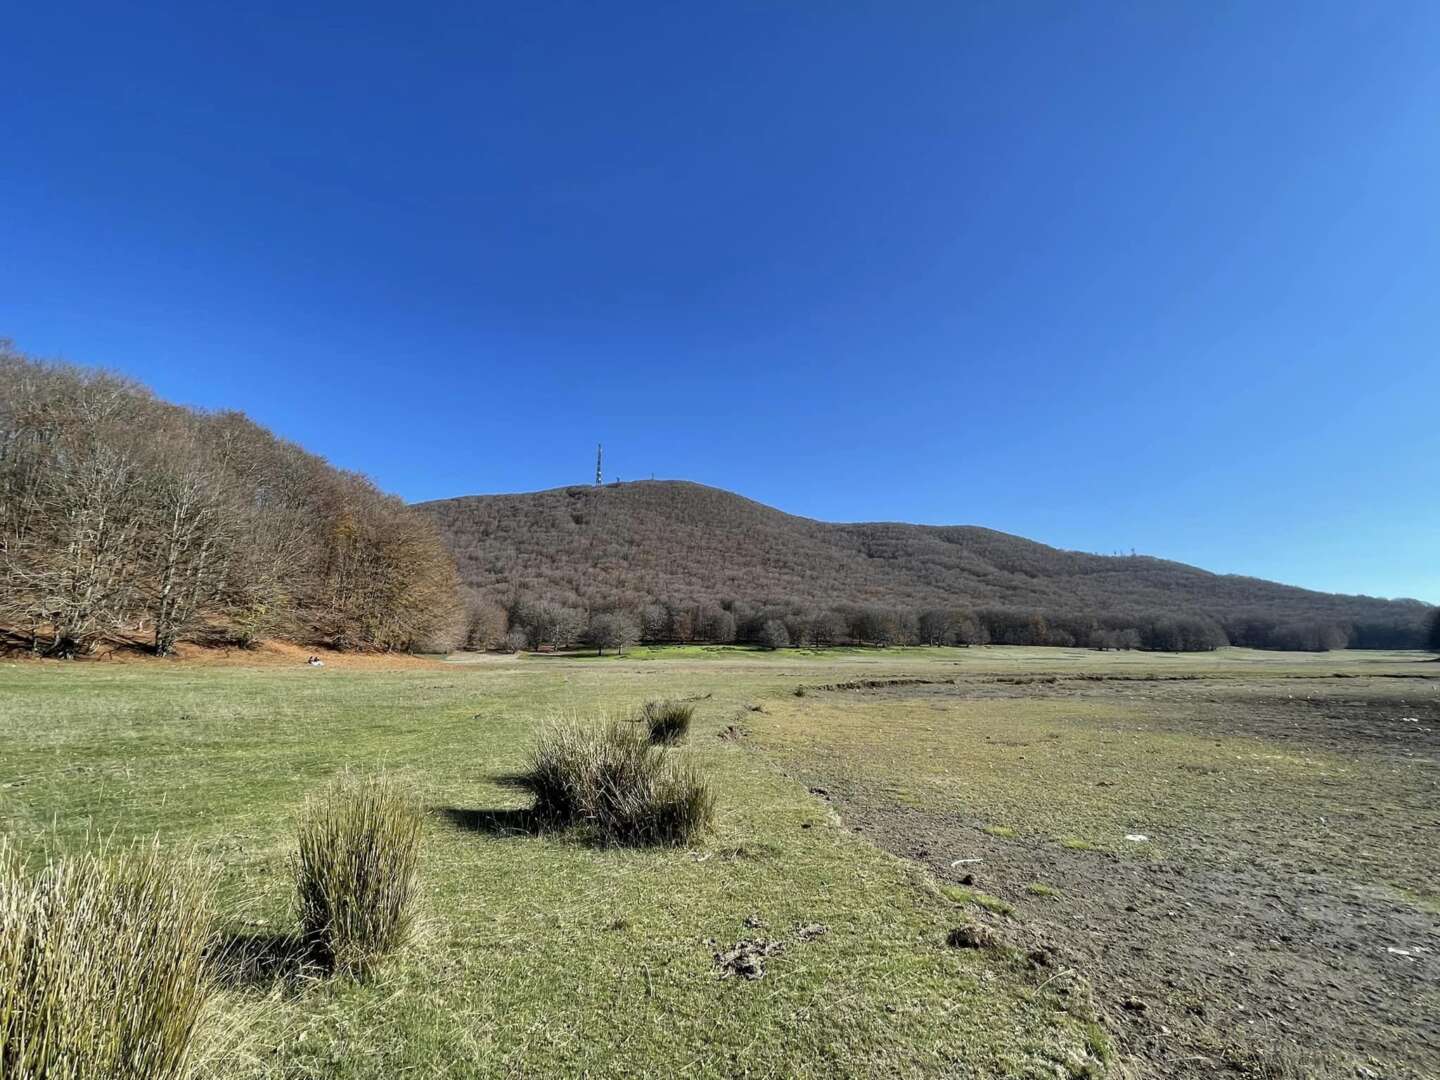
[950,858,983,867]
[1124,834,1150,842]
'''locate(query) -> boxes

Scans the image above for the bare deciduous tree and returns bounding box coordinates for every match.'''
[0,345,465,657]
[587,612,639,655]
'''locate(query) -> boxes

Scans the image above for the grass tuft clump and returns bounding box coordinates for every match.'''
[639,699,695,744]
[941,883,1016,917]
[522,717,716,846]
[294,771,423,978]
[0,839,217,1080]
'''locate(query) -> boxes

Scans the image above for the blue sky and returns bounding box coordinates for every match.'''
[4,2,1437,602]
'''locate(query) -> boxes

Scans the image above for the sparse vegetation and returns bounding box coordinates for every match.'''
[941,884,1016,917]
[0,840,217,1079]
[639,699,694,744]
[1083,1021,1113,1065]
[294,771,423,977]
[521,717,716,845]
[751,653,1440,1076]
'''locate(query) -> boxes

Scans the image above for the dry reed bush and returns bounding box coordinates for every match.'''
[0,838,218,1080]
[521,716,716,846]
[294,771,423,978]
[639,699,695,744]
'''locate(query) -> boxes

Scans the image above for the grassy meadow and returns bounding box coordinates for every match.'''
[0,647,1106,1079]
[2,645,1433,1077]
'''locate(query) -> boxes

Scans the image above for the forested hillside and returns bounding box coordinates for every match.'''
[423,481,1431,652]
[0,345,462,656]
[4,343,1428,660]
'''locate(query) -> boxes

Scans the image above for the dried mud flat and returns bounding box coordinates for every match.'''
[767,674,1440,1079]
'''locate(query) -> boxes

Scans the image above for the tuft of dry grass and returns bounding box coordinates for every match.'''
[521,716,716,846]
[0,838,218,1080]
[294,771,424,978]
[639,699,695,744]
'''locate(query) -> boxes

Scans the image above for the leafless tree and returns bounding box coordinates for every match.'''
[0,345,465,656]
[759,619,789,650]
[587,611,639,655]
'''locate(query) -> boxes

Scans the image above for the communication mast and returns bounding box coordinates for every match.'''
[595,444,603,486]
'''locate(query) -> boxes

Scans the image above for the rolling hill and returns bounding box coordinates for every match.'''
[420,481,1430,649]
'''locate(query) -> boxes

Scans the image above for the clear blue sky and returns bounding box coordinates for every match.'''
[4,2,1437,602]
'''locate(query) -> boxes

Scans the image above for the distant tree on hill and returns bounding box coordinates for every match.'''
[759,619,789,650]
[1138,615,1226,653]
[782,611,812,648]
[808,610,848,646]
[949,612,986,645]
[918,608,954,646]
[587,612,639,655]
[698,604,736,644]
[1094,628,1141,651]
[462,591,508,650]
[514,600,585,650]
[641,603,670,641]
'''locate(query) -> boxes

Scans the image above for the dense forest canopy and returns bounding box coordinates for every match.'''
[0,345,463,656]
[423,481,1432,653]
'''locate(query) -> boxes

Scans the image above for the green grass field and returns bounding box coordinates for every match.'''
[0,647,1111,1079]
[2,645,1433,1078]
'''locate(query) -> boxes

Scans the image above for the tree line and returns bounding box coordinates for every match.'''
[461,594,1433,656]
[0,346,463,657]
[459,596,1362,655]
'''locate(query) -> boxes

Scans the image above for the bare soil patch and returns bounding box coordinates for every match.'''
[762,675,1440,1078]
[3,635,450,670]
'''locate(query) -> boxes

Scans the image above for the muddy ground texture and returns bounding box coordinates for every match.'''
[766,674,1440,1079]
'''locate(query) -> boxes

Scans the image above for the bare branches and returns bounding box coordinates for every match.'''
[0,346,463,656]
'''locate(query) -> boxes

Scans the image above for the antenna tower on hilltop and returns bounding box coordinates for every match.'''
[595,444,603,486]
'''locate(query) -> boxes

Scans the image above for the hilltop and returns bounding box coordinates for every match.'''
[420,481,1429,650]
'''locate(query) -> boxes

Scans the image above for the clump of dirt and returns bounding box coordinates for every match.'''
[714,920,831,979]
[947,924,999,950]
[718,723,750,741]
[714,938,784,980]
[1026,943,1059,969]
